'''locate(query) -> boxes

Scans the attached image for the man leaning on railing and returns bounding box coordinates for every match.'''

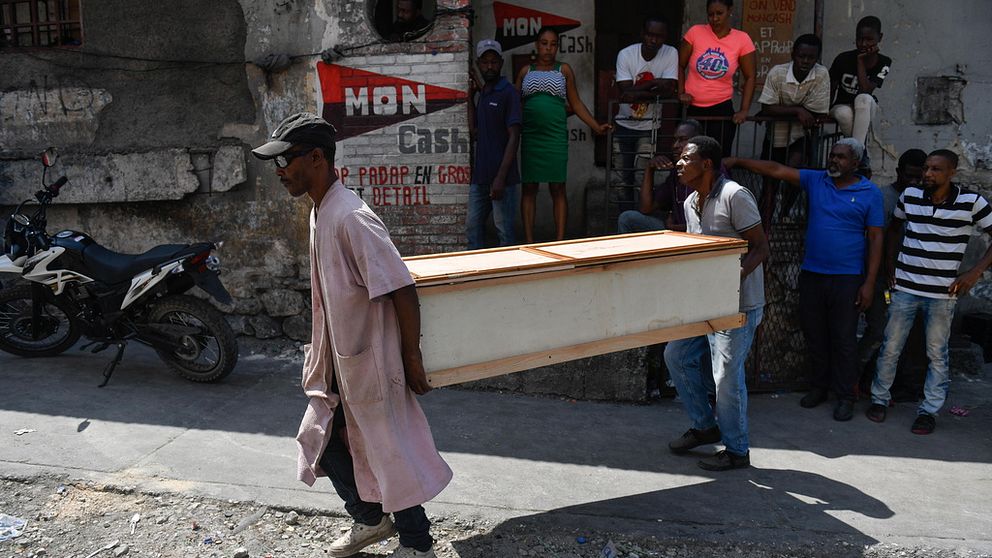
[613,14,679,194]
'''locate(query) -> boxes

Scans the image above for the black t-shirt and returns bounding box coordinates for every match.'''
[829,49,892,106]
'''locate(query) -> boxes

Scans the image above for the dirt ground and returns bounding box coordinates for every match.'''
[1,475,986,558]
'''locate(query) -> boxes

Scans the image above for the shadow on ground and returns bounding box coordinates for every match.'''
[450,467,892,555]
[1,343,990,467]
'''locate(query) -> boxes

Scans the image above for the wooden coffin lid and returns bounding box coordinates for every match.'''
[404,231,747,286]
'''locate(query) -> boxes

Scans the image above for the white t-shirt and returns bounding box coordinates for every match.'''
[615,43,679,131]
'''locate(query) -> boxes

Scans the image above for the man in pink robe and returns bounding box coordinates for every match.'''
[253,112,452,558]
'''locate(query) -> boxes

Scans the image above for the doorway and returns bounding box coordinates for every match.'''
[593,1,684,164]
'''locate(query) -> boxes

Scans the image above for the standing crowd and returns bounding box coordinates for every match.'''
[468,0,991,468]
[241,1,990,556]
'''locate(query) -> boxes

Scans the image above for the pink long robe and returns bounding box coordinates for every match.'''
[295,180,452,513]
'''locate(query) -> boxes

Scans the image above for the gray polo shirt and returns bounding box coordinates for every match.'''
[684,176,765,311]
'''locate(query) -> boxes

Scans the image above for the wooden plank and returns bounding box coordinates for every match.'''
[537,233,714,260]
[519,246,573,261]
[405,231,748,285]
[428,314,745,387]
[413,264,575,288]
[404,249,561,281]
[416,246,745,293]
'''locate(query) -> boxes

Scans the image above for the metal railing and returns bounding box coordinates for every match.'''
[603,99,842,391]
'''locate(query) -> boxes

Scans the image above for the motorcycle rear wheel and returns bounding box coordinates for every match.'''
[148,295,238,383]
[0,285,81,357]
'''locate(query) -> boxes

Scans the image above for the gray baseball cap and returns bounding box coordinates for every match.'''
[251,112,338,160]
[476,39,503,58]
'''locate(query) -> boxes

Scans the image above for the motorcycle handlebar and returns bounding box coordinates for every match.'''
[49,176,68,194]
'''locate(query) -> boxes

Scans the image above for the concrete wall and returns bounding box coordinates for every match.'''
[0,0,474,345]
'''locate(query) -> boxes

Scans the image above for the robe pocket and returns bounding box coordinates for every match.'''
[335,346,384,404]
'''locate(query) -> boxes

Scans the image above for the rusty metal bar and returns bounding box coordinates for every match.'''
[814,0,824,41]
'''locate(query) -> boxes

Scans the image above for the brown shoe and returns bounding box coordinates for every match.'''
[865,403,887,423]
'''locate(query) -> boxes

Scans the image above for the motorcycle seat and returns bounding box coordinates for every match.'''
[82,243,191,285]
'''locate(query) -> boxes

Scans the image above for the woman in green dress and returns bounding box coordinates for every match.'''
[515,26,610,242]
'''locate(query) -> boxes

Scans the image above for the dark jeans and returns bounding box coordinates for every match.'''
[686,100,736,157]
[799,270,863,400]
[318,403,433,552]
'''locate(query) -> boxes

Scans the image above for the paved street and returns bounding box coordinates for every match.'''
[1,343,990,555]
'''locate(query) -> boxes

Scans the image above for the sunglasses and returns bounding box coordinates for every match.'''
[274,148,315,169]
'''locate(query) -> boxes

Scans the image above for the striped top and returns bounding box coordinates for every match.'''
[893,184,992,299]
[521,64,566,99]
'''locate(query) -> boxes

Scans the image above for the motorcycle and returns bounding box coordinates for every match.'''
[0,148,238,386]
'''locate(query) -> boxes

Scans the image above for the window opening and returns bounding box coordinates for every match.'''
[371,0,435,43]
[0,0,82,47]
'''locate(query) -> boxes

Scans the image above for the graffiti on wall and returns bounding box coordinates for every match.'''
[741,0,797,85]
[493,2,581,51]
[334,164,472,206]
[0,76,112,147]
[317,62,471,203]
[398,125,469,154]
[317,63,467,140]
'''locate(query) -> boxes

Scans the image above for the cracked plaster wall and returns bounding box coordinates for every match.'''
[0,0,304,327]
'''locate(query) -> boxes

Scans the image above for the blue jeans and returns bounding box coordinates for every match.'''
[872,290,956,416]
[665,306,763,456]
[617,210,665,234]
[466,182,519,250]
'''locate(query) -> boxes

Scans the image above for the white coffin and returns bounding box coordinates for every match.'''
[404,231,747,387]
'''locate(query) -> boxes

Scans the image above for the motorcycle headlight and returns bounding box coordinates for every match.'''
[205,255,221,271]
[3,218,27,259]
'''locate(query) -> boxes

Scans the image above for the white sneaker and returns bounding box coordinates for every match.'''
[390,545,436,558]
[328,516,397,557]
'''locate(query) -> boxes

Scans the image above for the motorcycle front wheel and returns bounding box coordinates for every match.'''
[0,285,81,357]
[148,295,238,382]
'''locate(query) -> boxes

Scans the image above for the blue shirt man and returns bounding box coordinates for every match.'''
[725,138,884,422]
[800,169,884,274]
[467,39,521,249]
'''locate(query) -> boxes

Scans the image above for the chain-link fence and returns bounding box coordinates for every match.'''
[603,100,841,391]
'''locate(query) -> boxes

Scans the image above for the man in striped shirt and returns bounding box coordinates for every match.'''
[867,149,992,434]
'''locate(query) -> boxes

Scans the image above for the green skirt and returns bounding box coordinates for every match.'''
[521,93,568,183]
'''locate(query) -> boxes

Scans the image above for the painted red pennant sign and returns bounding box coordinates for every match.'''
[492,1,581,51]
[317,62,468,141]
